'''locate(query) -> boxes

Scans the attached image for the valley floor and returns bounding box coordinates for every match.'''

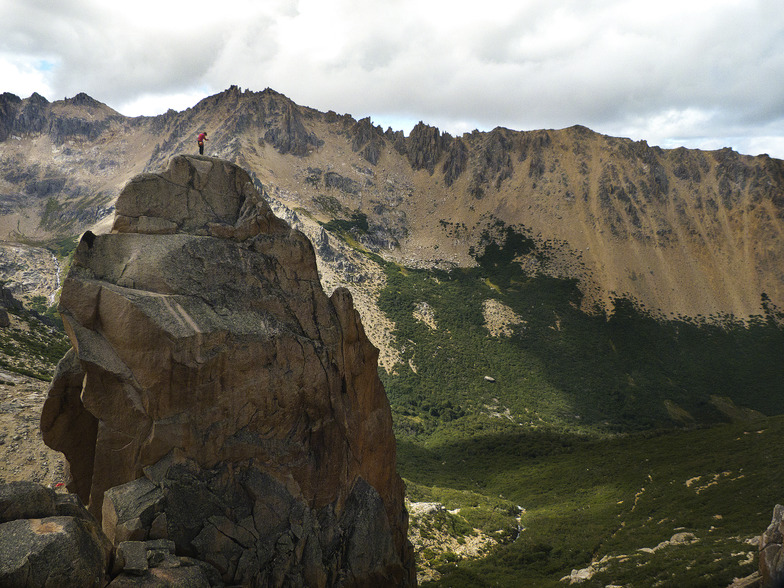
[397,416,776,587]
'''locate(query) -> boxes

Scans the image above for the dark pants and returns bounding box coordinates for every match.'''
[198,142,204,155]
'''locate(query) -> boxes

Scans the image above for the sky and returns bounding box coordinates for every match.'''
[2,0,783,159]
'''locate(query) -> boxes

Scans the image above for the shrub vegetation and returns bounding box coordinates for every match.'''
[370,224,784,585]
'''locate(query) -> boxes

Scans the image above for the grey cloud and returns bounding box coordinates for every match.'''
[0,0,783,157]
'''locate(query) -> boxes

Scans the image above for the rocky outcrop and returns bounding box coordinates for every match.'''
[0,286,23,312]
[263,100,323,156]
[41,155,415,586]
[14,93,50,136]
[442,137,468,187]
[49,116,113,144]
[0,92,22,142]
[0,481,223,587]
[760,504,784,587]
[405,122,450,174]
[325,171,362,194]
[100,453,407,586]
[351,117,384,165]
[0,481,112,587]
[469,128,515,197]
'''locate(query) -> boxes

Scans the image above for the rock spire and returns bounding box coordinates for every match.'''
[41,155,415,586]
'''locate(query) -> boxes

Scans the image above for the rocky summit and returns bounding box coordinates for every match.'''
[40,155,415,586]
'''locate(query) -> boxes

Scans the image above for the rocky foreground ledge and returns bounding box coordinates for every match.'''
[28,155,415,586]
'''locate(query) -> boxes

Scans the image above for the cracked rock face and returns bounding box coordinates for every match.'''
[41,155,415,586]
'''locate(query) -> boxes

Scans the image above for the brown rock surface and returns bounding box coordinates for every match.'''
[41,154,415,585]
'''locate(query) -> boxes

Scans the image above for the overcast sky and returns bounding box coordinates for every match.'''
[2,0,783,158]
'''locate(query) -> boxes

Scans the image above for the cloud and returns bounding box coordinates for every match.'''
[0,53,55,99]
[117,89,214,118]
[0,0,783,158]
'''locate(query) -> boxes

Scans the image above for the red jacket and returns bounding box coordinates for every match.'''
[197,133,207,143]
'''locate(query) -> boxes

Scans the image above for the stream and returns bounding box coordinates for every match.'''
[48,253,61,306]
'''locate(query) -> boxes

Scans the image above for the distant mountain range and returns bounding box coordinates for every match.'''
[0,85,782,322]
[2,86,783,586]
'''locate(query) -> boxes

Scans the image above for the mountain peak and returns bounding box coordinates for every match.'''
[27,92,49,105]
[63,92,104,109]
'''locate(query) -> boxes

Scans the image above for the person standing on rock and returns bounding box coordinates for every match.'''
[197,131,208,155]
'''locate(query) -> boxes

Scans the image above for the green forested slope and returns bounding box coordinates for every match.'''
[379,239,784,438]
[372,227,784,585]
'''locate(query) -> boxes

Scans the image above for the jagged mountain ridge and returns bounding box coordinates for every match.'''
[1,85,783,321]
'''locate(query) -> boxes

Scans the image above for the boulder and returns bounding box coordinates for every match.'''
[0,482,111,588]
[41,155,415,586]
[102,477,163,544]
[107,537,220,587]
[0,481,57,522]
[115,541,149,576]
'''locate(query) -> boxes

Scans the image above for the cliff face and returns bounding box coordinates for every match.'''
[40,155,415,586]
[1,86,783,322]
[0,91,122,143]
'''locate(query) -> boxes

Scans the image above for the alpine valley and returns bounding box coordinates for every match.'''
[1,86,784,587]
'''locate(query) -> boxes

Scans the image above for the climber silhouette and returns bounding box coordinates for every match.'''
[197,131,208,155]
